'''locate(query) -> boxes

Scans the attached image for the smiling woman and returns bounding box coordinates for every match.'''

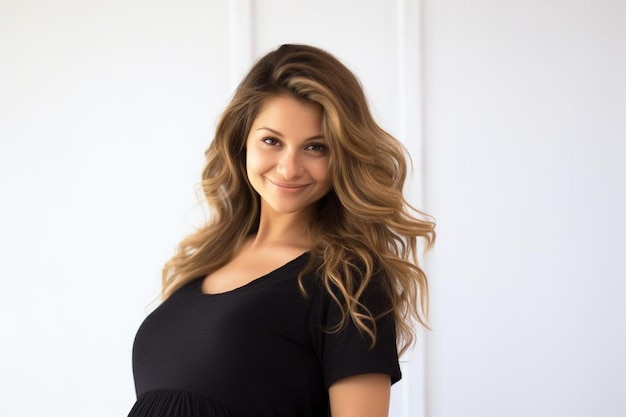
[127,44,435,417]
[245,95,331,216]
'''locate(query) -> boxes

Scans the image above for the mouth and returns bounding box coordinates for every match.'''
[267,179,310,190]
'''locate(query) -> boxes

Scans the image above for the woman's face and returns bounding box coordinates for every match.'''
[245,95,331,217]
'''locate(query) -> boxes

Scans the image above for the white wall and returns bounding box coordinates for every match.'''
[422,1,626,416]
[6,1,623,417]
[0,1,231,416]
[0,1,422,416]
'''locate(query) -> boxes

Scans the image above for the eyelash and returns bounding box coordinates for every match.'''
[261,137,327,154]
[262,137,280,146]
[305,143,327,153]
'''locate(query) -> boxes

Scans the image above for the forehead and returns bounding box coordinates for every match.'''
[251,95,323,134]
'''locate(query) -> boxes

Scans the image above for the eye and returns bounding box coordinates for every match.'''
[305,143,328,154]
[262,136,280,146]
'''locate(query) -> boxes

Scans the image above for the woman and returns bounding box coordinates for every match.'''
[128,44,435,417]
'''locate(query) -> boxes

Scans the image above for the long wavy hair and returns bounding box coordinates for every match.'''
[161,44,435,355]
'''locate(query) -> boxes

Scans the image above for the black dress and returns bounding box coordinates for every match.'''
[128,253,401,417]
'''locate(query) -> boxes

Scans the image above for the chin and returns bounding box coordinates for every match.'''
[265,201,316,216]
[270,206,307,215]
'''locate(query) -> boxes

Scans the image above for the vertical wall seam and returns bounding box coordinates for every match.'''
[416,3,432,417]
[396,1,427,417]
[228,0,255,91]
[394,2,410,415]
[417,0,428,214]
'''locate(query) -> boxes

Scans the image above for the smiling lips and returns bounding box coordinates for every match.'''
[267,178,310,192]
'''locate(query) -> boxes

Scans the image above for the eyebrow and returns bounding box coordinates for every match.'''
[257,127,324,141]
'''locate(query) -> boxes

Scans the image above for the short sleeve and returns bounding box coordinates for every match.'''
[307,274,402,388]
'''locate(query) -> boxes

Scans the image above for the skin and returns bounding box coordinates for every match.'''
[245,94,332,226]
[329,374,392,417]
[203,94,391,416]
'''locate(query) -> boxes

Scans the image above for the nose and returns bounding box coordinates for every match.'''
[276,150,302,180]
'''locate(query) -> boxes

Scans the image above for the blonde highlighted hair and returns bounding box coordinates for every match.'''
[161,44,435,355]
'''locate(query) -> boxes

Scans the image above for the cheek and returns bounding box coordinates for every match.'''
[312,160,331,185]
[245,148,266,175]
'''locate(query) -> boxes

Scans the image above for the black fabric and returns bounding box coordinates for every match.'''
[129,252,401,417]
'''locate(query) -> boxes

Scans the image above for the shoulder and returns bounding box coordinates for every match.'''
[305,256,392,313]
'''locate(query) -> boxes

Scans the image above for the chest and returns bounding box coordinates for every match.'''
[132,272,319,392]
[201,248,308,294]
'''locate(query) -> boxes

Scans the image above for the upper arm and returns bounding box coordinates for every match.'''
[328,373,391,417]
[308,276,402,388]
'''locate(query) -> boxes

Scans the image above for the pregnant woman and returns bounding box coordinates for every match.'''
[128,44,435,417]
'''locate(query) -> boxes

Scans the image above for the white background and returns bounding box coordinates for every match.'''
[1,1,625,417]
[423,1,625,416]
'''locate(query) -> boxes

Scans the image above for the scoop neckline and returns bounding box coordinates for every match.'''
[197,251,310,296]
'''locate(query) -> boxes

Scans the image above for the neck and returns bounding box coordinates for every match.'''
[250,205,313,249]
